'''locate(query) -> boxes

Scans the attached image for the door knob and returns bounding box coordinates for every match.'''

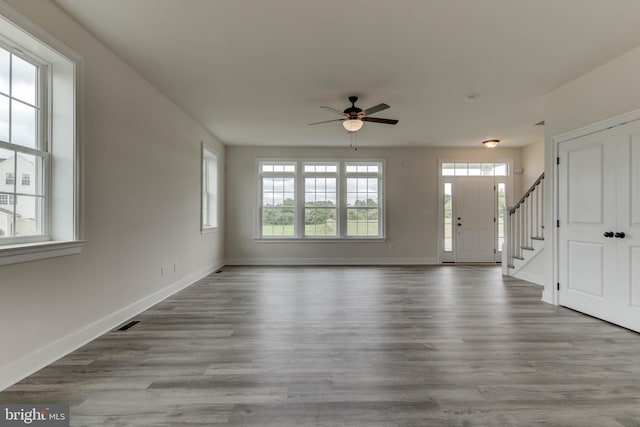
[604,231,614,238]
[615,232,626,238]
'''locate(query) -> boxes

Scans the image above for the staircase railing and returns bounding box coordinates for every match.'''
[504,172,544,268]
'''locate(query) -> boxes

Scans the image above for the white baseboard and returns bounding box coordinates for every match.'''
[513,270,544,286]
[541,289,555,305]
[224,257,440,266]
[0,262,223,391]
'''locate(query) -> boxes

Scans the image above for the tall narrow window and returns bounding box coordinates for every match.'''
[497,183,506,251]
[201,144,218,231]
[345,162,383,237]
[304,163,338,236]
[0,46,45,240]
[443,182,453,252]
[260,161,296,237]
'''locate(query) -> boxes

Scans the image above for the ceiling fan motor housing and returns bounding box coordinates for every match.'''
[344,96,363,116]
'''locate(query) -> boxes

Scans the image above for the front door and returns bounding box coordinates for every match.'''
[456,179,496,262]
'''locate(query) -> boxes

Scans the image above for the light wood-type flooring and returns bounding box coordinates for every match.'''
[2,265,640,426]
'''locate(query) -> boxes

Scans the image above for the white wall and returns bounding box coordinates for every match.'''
[0,0,225,389]
[226,145,521,264]
[520,141,544,195]
[542,44,640,304]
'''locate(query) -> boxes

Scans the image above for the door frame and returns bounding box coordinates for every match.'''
[551,107,640,306]
[437,159,514,263]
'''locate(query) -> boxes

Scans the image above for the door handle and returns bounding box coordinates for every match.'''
[615,232,626,239]
[457,223,462,226]
[604,231,614,238]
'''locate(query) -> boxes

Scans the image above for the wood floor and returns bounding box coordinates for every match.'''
[2,265,640,426]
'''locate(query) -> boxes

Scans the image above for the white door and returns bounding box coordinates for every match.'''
[558,120,640,332]
[456,179,496,262]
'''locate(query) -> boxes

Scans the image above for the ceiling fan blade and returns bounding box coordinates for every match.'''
[308,118,345,125]
[363,103,390,116]
[362,117,398,125]
[320,106,346,116]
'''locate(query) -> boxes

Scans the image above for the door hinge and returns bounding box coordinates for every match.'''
[494,249,497,254]
[494,185,496,191]
[556,157,560,165]
[493,217,496,223]
[557,282,560,291]
[556,220,560,228]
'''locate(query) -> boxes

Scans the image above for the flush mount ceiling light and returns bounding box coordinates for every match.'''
[342,118,364,132]
[482,139,500,148]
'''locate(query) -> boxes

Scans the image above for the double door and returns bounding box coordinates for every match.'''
[558,120,640,332]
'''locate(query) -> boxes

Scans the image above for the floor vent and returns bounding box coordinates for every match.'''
[116,320,140,331]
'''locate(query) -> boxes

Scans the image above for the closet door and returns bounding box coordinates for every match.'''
[558,120,640,332]
[558,128,618,324]
[613,122,640,331]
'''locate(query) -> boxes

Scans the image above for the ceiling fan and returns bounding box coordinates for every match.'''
[309,96,398,132]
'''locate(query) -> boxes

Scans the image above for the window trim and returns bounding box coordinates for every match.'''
[0,1,85,265]
[201,142,219,233]
[256,158,386,241]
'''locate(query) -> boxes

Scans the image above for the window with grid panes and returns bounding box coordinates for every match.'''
[259,161,296,237]
[257,160,384,239]
[345,162,383,237]
[303,162,338,237]
[0,4,83,265]
[0,44,46,241]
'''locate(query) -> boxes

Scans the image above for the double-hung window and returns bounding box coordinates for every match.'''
[345,162,383,237]
[258,159,384,239]
[0,4,83,265]
[201,143,218,232]
[260,161,296,237]
[304,162,338,237]
[0,44,46,241]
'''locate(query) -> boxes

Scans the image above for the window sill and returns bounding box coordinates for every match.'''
[0,240,86,266]
[201,227,218,235]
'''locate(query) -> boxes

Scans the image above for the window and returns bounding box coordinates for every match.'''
[497,183,506,251]
[258,159,384,239]
[442,162,508,177]
[260,161,296,237]
[0,193,15,205]
[443,182,453,252]
[304,163,338,236]
[345,162,382,237]
[0,44,45,240]
[201,144,218,231]
[0,4,83,264]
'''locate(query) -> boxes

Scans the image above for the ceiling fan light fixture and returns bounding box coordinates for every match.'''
[343,118,364,132]
[482,139,500,148]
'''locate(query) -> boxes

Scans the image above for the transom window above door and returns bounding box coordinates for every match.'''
[442,162,508,177]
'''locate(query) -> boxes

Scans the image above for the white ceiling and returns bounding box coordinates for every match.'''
[53,0,640,148]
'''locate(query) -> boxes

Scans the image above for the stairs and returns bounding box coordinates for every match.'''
[502,173,545,285]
